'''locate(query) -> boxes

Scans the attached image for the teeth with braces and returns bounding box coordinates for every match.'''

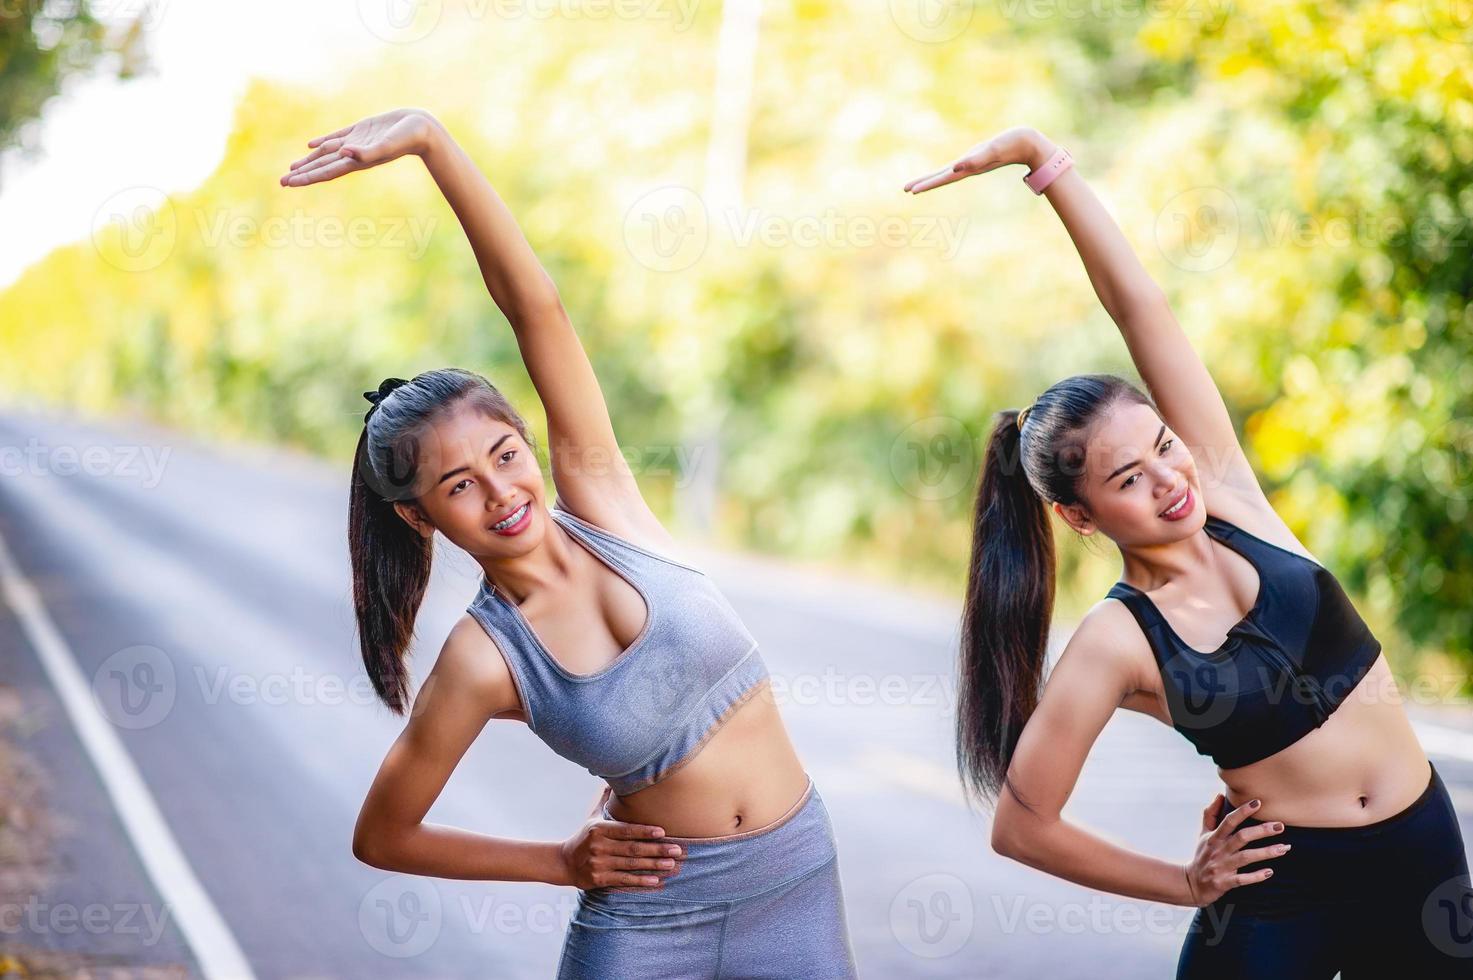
[493,503,528,530]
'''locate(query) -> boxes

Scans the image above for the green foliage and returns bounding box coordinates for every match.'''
[0,1,147,170]
[1,1,1468,680]
[1128,0,1473,680]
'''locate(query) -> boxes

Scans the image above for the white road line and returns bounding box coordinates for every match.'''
[0,528,256,980]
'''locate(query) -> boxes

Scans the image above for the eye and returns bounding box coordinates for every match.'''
[498,449,517,464]
[449,478,471,496]
[1119,438,1177,489]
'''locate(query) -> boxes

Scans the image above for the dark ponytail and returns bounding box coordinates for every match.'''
[349,368,532,715]
[956,374,1156,808]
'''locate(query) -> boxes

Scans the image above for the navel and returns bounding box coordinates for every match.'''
[1358,794,1369,808]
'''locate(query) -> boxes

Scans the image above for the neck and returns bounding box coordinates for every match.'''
[1118,524,1216,592]
[480,510,576,603]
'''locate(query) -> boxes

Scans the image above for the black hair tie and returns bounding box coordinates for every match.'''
[362,376,409,421]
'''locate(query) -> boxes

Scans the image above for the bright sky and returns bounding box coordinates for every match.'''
[0,0,395,289]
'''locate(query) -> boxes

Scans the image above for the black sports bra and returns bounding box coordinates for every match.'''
[1106,514,1382,770]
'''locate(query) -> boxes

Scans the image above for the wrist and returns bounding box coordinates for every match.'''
[1024,133,1060,172]
[1181,864,1200,907]
[415,115,450,159]
[548,838,575,887]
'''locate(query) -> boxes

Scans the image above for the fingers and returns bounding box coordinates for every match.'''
[1230,841,1291,869]
[1229,866,1276,888]
[951,150,1005,177]
[1199,792,1224,832]
[903,166,951,192]
[904,165,971,195]
[601,821,667,840]
[617,840,685,859]
[611,856,681,873]
[281,153,357,187]
[904,139,1018,193]
[308,125,352,148]
[289,138,344,172]
[1210,798,1262,839]
[291,147,349,179]
[1230,821,1286,847]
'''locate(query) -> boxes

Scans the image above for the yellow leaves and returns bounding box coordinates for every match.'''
[1248,403,1317,481]
[1282,354,1320,396]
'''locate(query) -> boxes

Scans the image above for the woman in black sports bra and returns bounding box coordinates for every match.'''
[908,128,1471,977]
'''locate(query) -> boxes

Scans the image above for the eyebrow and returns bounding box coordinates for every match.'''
[1104,424,1166,484]
[436,433,514,486]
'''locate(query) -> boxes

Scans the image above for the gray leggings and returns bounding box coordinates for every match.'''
[556,775,859,979]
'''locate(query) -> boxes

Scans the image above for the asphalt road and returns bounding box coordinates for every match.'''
[2,402,1471,979]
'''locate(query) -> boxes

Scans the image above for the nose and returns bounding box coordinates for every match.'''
[480,469,519,509]
[1152,462,1184,497]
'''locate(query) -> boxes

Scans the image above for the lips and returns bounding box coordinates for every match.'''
[1159,485,1193,519]
[490,502,530,531]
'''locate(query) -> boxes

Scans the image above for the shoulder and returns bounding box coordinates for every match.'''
[417,613,523,722]
[1050,598,1155,701]
[1201,483,1321,565]
[550,494,707,571]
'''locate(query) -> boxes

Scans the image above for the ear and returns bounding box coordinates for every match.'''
[1052,500,1095,536]
[392,500,435,539]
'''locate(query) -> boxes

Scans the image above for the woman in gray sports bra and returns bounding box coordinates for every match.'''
[908,128,1470,976]
[282,108,858,978]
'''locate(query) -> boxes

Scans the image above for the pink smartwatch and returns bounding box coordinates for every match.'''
[1023,146,1073,195]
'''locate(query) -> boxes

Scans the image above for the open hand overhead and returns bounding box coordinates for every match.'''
[280,108,438,188]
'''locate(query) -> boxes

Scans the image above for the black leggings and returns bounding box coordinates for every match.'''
[1178,760,1473,979]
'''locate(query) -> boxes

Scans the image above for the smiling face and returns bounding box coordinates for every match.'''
[390,400,548,558]
[1052,399,1204,546]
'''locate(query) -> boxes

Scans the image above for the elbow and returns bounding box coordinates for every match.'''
[352,830,383,868]
[1111,285,1169,323]
[352,819,401,870]
[990,820,1025,861]
[990,814,1044,865]
[509,280,566,327]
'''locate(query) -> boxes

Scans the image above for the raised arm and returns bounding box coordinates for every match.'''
[281,108,660,537]
[906,129,1264,502]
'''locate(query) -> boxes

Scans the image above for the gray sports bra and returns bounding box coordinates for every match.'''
[466,507,771,795]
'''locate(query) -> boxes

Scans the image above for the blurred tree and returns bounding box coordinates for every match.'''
[0,0,150,182]
[1126,0,1473,680]
[0,0,1468,679]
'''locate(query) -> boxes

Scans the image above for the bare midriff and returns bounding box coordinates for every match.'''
[604,680,812,838]
[1217,654,1434,827]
